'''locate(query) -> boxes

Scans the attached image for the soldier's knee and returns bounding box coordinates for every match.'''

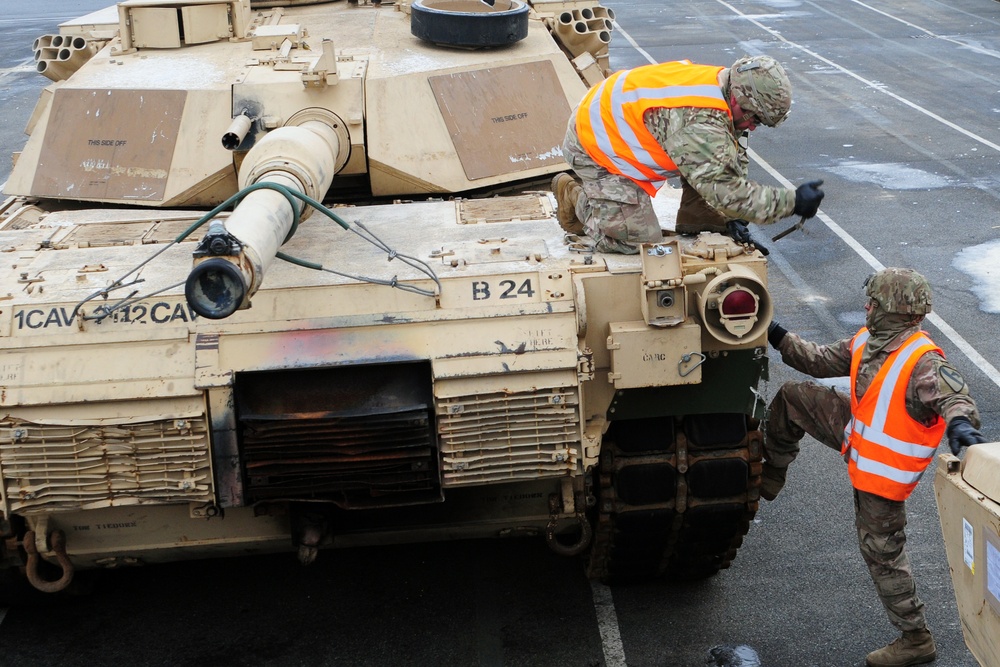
[858,528,907,563]
[876,573,917,599]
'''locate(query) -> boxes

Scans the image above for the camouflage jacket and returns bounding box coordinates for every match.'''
[644,107,796,225]
[776,328,981,428]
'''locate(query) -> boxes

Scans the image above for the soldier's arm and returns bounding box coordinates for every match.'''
[649,107,796,224]
[910,353,981,427]
[774,332,854,378]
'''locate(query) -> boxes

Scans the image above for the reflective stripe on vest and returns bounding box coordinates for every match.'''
[575,61,730,196]
[842,327,946,501]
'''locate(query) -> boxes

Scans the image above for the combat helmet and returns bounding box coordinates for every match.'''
[729,55,791,127]
[864,268,933,315]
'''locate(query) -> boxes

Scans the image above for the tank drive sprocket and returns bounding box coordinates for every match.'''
[587,413,763,582]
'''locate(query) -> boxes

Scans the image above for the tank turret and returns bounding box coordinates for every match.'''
[7,0,606,206]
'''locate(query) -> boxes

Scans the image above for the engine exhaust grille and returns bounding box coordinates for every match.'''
[0,417,213,514]
[235,363,441,508]
[437,383,580,486]
[240,408,437,506]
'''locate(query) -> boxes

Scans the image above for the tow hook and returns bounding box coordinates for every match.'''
[23,529,75,593]
[293,512,329,566]
[297,528,322,565]
[545,493,593,557]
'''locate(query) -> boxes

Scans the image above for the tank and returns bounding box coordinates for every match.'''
[934,445,1000,667]
[0,0,773,600]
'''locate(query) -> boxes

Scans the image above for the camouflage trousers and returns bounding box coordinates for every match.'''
[561,118,661,254]
[560,117,730,252]
[765,380,928,633]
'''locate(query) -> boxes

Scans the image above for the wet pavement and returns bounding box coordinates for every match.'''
[2,0,999,665]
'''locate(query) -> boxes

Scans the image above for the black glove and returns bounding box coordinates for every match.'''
[793,180,824,219]
[726,219,770,256]
[946,416,987,456]
[767,321,787,348]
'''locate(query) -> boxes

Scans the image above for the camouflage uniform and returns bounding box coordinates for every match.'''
[560,62,797,254]
[765,270,980,637]
[560,116,660,254]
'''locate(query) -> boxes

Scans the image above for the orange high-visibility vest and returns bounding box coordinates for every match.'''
[841,328,946,501]
[574,61,730,196]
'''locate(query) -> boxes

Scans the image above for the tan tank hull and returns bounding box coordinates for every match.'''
[0,0,776,598]
[0,184,773,591]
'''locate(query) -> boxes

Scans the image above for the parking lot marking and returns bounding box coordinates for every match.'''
[613,15,1000,393]
[0,60,34,82]
[591,580,627,667]
[749,147,1000,391]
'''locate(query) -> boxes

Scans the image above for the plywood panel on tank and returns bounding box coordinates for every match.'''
[429,61,570,181]
[32,89,185,202]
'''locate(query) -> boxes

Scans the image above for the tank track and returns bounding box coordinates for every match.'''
[586,414,763,582]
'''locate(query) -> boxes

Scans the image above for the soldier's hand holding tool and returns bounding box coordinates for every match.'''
[772,180,825,242]
[793,180,824,219]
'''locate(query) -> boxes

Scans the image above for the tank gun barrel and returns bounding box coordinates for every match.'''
[185,120,340,319]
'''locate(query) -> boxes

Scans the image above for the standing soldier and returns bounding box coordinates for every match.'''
[552,56,825,254]
[763,267,987,667]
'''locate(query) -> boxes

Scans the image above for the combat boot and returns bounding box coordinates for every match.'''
[674,179,729,234]
[759,463,786,501]
[674,218,729,235]
[552,173,584,235]
[865,629,936,667]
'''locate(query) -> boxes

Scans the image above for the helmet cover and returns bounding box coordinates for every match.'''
[729,55,792,127]
[864,268,932,315]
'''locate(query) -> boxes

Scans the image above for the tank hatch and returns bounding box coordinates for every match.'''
[116,0,254,51]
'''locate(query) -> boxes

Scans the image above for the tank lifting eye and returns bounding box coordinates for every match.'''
[23,529,75,593]
[545,513,593,557]
[679,351,706,377]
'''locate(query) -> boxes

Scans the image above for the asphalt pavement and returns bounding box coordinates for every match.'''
[2,0,999,665]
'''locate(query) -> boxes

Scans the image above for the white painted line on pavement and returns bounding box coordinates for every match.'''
[748,147,1000,391]
[715,0,1000,156]
[609,20,655,65]
[614,10,1000,392]
[0,60,35,82]
[591,580,627,667]
[0,607,7,628]
[843,0,1000,60]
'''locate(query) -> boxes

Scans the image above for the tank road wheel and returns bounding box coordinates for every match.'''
[410,0,529,49]
[586,414,763,583]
